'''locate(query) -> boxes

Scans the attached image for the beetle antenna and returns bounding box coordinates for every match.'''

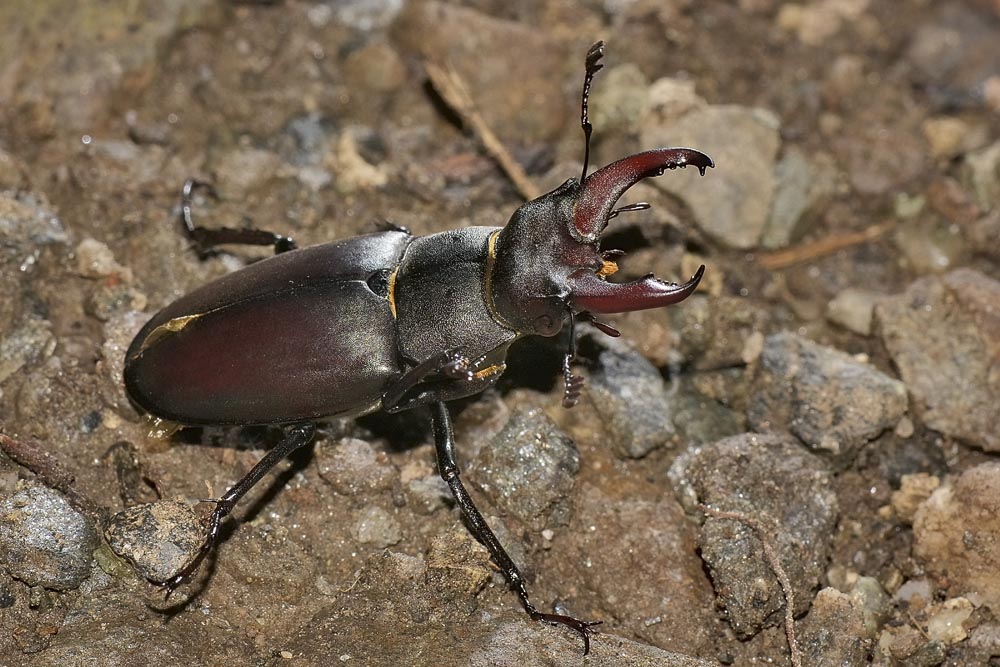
[562,311,585,408]
[580,41,605,183]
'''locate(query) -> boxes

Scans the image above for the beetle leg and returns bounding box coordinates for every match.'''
[180,179,297,258]
[160,422,316,594]
[430,402,602,654]
[561,311,584,408]
[382,349,474,412]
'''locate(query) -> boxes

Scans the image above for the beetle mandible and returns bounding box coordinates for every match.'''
[123,41,713,654]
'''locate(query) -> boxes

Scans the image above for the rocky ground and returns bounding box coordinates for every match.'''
[1,1,999,665]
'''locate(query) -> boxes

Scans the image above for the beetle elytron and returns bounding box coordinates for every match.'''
[124,41,713,653]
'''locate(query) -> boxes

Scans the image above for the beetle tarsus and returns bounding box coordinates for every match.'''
[430,402,600,654]
[157,423,316,595]
[179,179,298,257]
[529,609,603,655]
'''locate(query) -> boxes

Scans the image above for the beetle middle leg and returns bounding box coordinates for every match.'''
[162,422,316,593]
[429,402,601,654]
[180,179,297,257]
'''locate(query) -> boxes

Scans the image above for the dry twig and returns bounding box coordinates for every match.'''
[423,60,540,201]
[698,503,803,667]
[758,222,893,270]
[0,431,96,514]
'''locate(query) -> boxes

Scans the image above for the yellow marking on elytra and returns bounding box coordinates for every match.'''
[597,260,618,277]
[139,313,203,352]
[145,415,182,440]
[387,267,399,319]
[473,363,506,380]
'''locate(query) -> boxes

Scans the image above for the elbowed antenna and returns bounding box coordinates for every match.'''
[572,148,714,241]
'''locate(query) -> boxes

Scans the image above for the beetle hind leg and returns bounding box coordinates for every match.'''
[430,402,601,654]
[180,179,298,258]
[160,422,316,594]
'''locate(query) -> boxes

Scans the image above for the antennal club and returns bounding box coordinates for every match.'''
[580,41,606,183]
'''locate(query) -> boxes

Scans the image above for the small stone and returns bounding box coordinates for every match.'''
[890,473,940,524]
[962,139,1000,211]
[892,218,965,274]
[669,295,770,370]
[922,116,971,160]
[762,148,836,249]
[0,190,69,248]
[748,332,908,462]
[590,64,649,133]
[643,105,781,249]
[876,269,1000,451]
[425,527,491,607]
[327,131,388,194]
[584,336,675,458]
[825,288,878,336]
[670,433,838,637]
[316,438,398,497]
[925,597,974,644]
[914,462,1000,611]
[646,77,705,123]
[471,409,579,531]
[894,415,915,438]
[799,587,877,667]
[0,485,98,590]
[104,501,204,583]
[351,506,402,548]
[0,316,55,385]
[404,476,449,515]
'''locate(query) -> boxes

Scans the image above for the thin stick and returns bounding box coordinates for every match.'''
[698,503,803,667]
[423,60,540,201]
[0,431,95,513]
[758,222,893,270]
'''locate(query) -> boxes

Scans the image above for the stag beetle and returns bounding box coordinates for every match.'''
[123,41,713,653]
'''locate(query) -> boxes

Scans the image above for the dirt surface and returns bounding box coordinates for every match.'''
[1,1,999,666]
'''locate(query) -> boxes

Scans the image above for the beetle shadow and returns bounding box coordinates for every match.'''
[150,425,317,618]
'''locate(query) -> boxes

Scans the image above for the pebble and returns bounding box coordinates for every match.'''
[925,597,974,644]
[590,64,650,133]
[670,433,838,637]
[316,438,398,498]
[748,332,908,463]
[470,409,579,531]
[963,139,1000,211]
[392,1,569,147]
[103,501,204,583]
[0,316,55,385]
[875,269,1000,451]
[351,506,402,548]
[0,484,98,590]
[799,586,878,667]
[889,473,940,524]
[761,148,836,249]
[892,218,966,274]
[584,336,676,458]
[825,287,878,336]
[565,485,720,655]
[913,461,1000,610]
[643,104,781,249]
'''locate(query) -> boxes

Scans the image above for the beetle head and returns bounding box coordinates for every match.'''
[490,147,713,337]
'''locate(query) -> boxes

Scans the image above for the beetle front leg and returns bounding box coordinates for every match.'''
[161,422,316,594]
[180,179,297,257]
[429,402,601,654]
